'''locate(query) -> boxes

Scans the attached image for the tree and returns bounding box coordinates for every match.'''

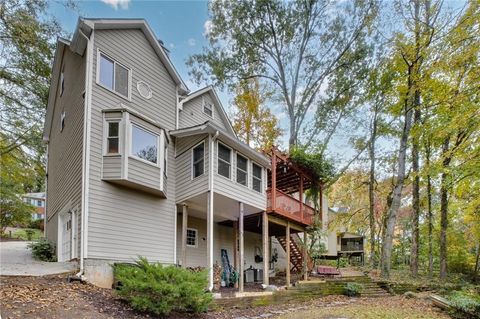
[189,0,376,149]
[231,78,282,151]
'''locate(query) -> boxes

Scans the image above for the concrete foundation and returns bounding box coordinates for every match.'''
[84,258,120,288]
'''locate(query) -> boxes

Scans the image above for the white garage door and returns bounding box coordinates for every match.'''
[61,214,72,262]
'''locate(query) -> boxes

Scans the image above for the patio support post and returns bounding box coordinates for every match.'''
[299,175,304,222]
[286,221,291,287]
[262,210,269,285]
[181,204,188,268]
[233,220,238,270]
[239,202,245,292]
[207,192,214,291]
[303,231,308,280]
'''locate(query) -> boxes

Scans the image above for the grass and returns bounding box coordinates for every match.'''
[10,228,43,241]
[277,297,451,319]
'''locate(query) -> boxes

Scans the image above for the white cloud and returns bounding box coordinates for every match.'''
[168,43,175,49]
[203,20,213,37]
[187,38,196,46]
[101,0,130,10]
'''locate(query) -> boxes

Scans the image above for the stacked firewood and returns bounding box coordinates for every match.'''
[186,264,222,290]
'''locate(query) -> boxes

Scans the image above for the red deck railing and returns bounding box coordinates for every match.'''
[266,189,316,226]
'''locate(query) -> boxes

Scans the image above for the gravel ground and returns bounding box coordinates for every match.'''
[0,274,449,319]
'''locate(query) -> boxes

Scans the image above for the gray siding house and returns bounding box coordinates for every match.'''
[44,18,287,289]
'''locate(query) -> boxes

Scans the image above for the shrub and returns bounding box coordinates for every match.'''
[113,257,213,316]
[447,290,480,318]
[28,219,44,230]
[343,282,363,297]
[28,239,56,261]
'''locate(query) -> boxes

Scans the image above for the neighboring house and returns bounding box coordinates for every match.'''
[22,192,46,220]
[321,207,365,264]
[43,18,324,290]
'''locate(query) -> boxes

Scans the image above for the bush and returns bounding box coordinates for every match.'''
[28,219,44,230]
[113,257,213,316]
[28,239,56,261]
[447,290,480,318]
[344,282,363,297]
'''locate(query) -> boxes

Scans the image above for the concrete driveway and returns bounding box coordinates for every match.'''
[0,241,77,276]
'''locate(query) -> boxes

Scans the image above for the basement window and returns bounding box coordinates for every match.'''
[186,228,197,247]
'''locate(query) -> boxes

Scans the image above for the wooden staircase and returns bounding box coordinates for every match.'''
[276,234,313,273]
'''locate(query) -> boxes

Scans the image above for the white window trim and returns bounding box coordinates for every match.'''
[103,117,122,156]
[129,121,160,167]
[236,152,249,188]
[251,161,263,193]
[202,96,214,118]
[96,49,132,101]
[191,140,206,180]
[186,227,198,248]
[217,141,232,180]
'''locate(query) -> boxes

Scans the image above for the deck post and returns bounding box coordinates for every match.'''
[286,221,291,287]
[239,202,244,293]
[271,152,277,210]
[303,230,308,280]
[299,175,304,222]
[181,204,188,268]
[233,220,238,270]
[262,211,269,285]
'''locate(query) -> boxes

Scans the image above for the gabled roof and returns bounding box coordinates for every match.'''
[170,122,270,168]
[43,18,189,142]
[180,86,236,137]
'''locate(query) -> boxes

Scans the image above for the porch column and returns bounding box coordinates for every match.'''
[303,231,308,280]
[207,191,214,291]
[181,204,188,268]
[286,221,291,287]
[239,202,245,292]
[233,220,238,270]
[262,211,269,285]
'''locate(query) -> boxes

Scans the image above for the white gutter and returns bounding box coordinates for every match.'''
[76,28,94,279]
[207,131,219,290]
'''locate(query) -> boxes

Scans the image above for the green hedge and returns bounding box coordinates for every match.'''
[113,257,213,316]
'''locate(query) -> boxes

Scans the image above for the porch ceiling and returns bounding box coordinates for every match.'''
[218,213,304,237]
[177,192,263,222]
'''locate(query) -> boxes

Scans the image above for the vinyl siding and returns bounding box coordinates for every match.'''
[213,138,267,211]
[175,135,209,203]
[179,93,228,130]
[102,156,122,180]
[87,29,177,262]
[128,157,161,190]
[45,46,85,257]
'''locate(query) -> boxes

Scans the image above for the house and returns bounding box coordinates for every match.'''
[43,18,325,290]
[321,207,365,264]
[22,192,46,220]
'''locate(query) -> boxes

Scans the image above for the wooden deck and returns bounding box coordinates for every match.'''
[266,188,316,226]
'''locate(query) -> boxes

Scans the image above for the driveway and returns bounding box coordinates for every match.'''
[0,241,77,276]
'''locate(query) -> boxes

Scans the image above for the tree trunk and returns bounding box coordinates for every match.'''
[474,243,479,280]
[425,140,434,278]
[439,137,451,281]
[381,105,413,278]
[410,102,421,277]
[368,106,378,267]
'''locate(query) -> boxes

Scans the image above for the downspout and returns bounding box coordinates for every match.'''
[207,131,219,290]
[75,27,94,280]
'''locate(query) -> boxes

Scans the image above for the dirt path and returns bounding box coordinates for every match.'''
[0,275,451,319]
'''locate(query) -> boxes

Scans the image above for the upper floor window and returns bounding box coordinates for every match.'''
[236,154,248,186]
[98,52,130,98]
[252,163,263,193]
[192,142,204,178]
[203,102,213,117]
[37,200,42,207]
[131,124,158,164]
[106,121,120,154]
[217,143,231,179]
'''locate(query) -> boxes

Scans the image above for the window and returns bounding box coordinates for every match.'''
[106,122,120,154]
[164,143,168,177]
[203,102,213,117]
[37,200,42,207]
[217,143,231,178]
[60,71,65,96]
[236,154,248,186]
[252,163,263,193]
[98,52,130,98]
[131,124,158,164]
[60,111,66,132]
[186,228,197,247]
[192,142,204,178]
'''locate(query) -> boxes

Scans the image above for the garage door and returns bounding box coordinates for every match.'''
[61,214,72,262]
